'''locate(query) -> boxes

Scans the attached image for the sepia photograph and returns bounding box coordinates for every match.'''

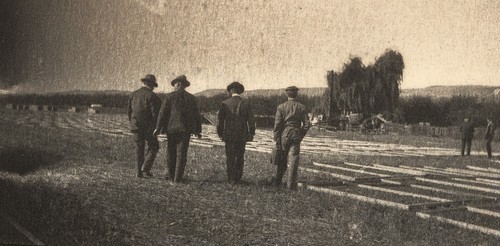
[1,0,499,245]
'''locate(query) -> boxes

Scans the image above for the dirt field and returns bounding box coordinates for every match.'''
[2,108,492,157]
[1,109,499,245]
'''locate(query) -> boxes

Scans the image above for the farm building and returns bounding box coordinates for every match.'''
[68,107,81,113]
[88,104,102,114]
[43,105,58,111]
[88,108,100,114]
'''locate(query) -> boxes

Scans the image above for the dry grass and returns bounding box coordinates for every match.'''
[0,121,499,245]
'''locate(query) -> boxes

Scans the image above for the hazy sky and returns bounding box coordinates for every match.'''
[0,0,499,93]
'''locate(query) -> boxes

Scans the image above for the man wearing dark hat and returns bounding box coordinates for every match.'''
[273,86,311,189]
[127,74,161,178]
[460,116,475,156]
[154,75,202,182]
[217,82,256,184]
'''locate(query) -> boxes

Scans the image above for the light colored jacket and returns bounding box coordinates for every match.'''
[273,98,311,146]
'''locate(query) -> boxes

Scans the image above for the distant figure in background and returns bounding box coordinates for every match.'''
[273,86,311,190]
[154,75,202,183]
[217,82,255,184]
[460,116,475,157]
[127,74,161,178]
[485,117,495,159]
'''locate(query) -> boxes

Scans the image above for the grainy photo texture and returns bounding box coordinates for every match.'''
[0,0,499,245]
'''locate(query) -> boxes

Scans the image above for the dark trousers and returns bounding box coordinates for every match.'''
[486,139,493,158]
[225,141,246,183]
[166,132,191,182]
[133,129,159,175]
[461,137,472,156]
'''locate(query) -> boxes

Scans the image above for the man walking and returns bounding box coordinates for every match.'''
[485,117,495,159]
[273,86,311,189]
[154,75,201,182]
[460,116,475,157]
[217,82,255,184]
[127,74,161,178]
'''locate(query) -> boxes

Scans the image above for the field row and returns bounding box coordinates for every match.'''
[299,161,500,237]
[0,109,468,157]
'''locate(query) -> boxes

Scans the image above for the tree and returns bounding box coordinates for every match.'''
[373,49,405,115]
[399,96,439,124]
[326,70,339,119]
[326,49,405,125]
[338,57,366,114]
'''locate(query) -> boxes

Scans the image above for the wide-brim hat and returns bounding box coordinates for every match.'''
[171,75,190,87]
[226,81,245,94]
[285,86,299,92]
[141,74,158,87]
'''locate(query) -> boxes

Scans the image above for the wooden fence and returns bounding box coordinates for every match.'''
[385,124,500,141]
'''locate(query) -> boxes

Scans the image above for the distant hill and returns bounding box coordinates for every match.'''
[195,87,327,98]
[47,90,132,95]
[62,86,500,99]
[194,89,226,97]
[401,85,500,99]
[196,85,500,99]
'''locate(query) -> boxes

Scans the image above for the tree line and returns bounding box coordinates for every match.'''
[0,93,134,108]
[398,95,500,127]
[2,91,498,127]
[0,91,324,116]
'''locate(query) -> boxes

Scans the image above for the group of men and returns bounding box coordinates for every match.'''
[127,74,311,189]
[460,116,495,159]
[128,74,495,190]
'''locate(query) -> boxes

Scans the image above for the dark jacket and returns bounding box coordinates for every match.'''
[156,89,201,134]
[460,120,475,140]
[217,95,255,142]
[274,99,311,148]
[127,87,161,132]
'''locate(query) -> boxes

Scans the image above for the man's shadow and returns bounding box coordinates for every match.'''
[0,146,62,175]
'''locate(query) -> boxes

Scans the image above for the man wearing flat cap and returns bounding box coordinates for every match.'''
[154,75,202,182]
[273,86,311,189]
[127,74,161,178]
[217,82,256,184]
